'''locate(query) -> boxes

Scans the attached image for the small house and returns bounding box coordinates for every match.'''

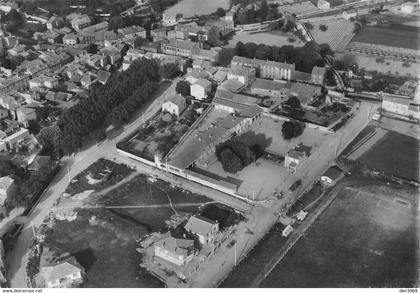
[190,79,212,100]
[41,259,84,288]
[184,215,219,245]
[321,166,342,185]
[162,95,186,117]
[284,150,306,172]
[0,176,16,207]
[154,236,195,266]
[342,9,357,20]
[317,0,330,10]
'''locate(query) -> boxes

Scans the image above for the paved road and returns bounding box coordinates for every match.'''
[6,82,377,288]
[184,101,378,288]
[6,79,179,288]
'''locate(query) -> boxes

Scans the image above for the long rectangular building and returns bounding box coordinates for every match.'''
[231,56,295,80]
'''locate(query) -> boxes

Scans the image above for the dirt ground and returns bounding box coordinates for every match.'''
[196,115,331,200]
[260,182,417,287]
[42,161,214,288]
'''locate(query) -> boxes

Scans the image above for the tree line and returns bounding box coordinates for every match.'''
[38,58,161,156]
[234,41,333,73]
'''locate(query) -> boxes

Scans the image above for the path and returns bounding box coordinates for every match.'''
[56,202,216,210]
[6,78,180,288]
[249,183,342,287]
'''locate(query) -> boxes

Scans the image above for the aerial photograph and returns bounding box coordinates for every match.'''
[0,0,417,291]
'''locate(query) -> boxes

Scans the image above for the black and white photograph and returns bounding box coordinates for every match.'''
[0,0,417,291]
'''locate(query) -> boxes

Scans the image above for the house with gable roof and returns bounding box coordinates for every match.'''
[154,236,195,266]
[40,258,84,288]
[184,215,219,245]
[162,95,186,117]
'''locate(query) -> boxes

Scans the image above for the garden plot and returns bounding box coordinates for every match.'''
[308,19,355,51]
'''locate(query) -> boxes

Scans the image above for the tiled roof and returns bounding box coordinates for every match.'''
[185,215,217,236]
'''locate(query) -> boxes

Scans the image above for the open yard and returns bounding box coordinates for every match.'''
[117,110,193,161]
[193,115,329,200]
[63,158,134,196]
[349,54,418,77]
[261,182,417,287]
[226,31,305,48]
[39,159,215,288]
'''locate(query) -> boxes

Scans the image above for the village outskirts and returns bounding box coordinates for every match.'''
[0,0,418,289]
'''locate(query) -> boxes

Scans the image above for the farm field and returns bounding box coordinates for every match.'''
[261,182,417,287]
[307,19,355,51]
[39,160,214,288]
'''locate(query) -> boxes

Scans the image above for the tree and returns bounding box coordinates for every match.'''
[281,120,305,140]
[282,20,295,32]
[284,96,301,109]
[5,9,23,22]
[218,148,243,174]
[319,24,328,31]
[159,63,180,80]
[37,126,62,155]
[0,159,25,178]
[108,16,125,31]
[215,7,226,17]
[215,136,259,173]
[176,80,190,96]
[217,48,234,66]
[207,26,221,47]
[87,43,98,54]
[134,36,145,48]
[304,22,313,30]
[107,103,130,128]
[319,43,334,57]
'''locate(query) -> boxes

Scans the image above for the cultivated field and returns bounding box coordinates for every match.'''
[261,182,417,287]
[308,19,355,51]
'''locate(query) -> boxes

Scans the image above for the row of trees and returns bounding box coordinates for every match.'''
[37,58,161,155]
[234,41,333,73]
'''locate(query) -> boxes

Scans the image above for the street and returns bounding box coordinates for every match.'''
[6,79,378,288]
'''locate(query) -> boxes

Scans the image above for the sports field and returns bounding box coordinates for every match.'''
[261,183,417,287]
[358,130,419,182]
[352,24,420,50]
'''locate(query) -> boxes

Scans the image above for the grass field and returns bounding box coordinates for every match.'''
[358,131,419,182]
[352,24,420,50]
[64,158,134,196]
[43,173,213,287]
[219,223,287,287]
[261,182,417,287]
